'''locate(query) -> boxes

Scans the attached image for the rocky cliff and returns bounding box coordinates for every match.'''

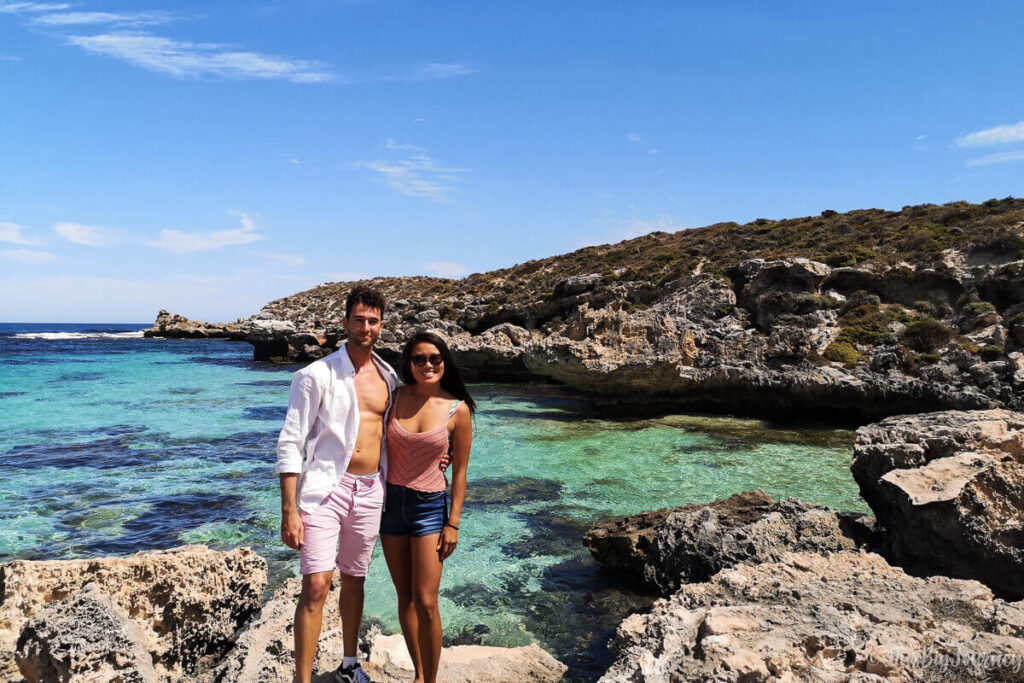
[147,198,1024,420]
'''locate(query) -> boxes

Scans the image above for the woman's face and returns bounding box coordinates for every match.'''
[409,342,444,385]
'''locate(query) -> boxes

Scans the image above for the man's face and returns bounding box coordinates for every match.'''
[344,302,383,350]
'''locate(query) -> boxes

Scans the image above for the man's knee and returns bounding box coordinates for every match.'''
[338,572,366,597]
[299,572,333,607]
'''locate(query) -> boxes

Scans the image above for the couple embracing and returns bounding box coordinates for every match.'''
[275,285,476,683]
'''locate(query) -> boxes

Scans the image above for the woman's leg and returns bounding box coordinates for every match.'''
[410,533,444,683]
[381,533,423,682]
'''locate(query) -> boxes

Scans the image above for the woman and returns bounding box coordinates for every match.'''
[380,331,475,683]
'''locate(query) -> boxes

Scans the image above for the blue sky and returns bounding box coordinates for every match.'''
[1,1,1022,322]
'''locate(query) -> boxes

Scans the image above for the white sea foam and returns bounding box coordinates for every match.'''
[12,331,146,340]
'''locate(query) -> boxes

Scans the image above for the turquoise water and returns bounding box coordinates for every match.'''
[0,323,863,681]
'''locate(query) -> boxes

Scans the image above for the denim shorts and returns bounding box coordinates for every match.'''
[380,482,447,537]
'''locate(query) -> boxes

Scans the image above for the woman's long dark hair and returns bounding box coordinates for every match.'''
[399,330,476,414]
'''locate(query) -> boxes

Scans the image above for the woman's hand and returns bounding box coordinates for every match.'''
[281,509,304,550]
[437,524,458,561]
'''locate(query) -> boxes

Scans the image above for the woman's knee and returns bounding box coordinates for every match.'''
[413,590,439,615]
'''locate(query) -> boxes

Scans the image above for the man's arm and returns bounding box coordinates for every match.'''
[280,473,303,549]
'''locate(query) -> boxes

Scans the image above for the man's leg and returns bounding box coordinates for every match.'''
[338,572,365,659]
[294,570,334,683]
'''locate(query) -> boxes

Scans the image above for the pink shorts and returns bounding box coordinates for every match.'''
[299,471,384,576]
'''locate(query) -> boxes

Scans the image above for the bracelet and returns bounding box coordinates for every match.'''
[445,522,459,531]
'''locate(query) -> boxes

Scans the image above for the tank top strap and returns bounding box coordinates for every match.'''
[447,399,460,418]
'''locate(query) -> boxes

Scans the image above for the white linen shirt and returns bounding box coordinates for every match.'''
[275,344,398,514]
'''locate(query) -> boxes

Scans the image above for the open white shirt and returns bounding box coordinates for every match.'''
[275,344,398,513]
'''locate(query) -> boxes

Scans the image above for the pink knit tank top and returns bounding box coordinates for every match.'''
[387,397,460,493]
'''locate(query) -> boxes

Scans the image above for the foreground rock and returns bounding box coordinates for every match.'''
[364,628,568,683]
[209,576,346,683]
[16,584,158,683]
[585,490,873,595]
[0,546,267,682]
[852,409,1024,600]
[600,551,1024,682]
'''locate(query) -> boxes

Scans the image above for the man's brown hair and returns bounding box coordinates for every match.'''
[345,285,386,319]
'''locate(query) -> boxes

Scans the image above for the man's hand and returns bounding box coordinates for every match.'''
[281,508,304,550]
[439,450,451,473]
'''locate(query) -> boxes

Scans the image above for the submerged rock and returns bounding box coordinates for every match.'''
[0,545,267,682]
[600,551,1024,682]
[852,408,1024,599]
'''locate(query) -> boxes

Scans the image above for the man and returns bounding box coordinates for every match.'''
[276,285,394,683]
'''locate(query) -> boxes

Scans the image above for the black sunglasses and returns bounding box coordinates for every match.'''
[411,353,444,367]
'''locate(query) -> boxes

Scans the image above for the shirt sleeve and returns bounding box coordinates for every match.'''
[275,366,322,474]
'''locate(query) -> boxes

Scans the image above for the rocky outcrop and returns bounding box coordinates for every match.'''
[599,550,1024,683]
[364,628,568,683]
[584,490,873,596]
[852,409,1024,599]
[0,545,267,682]
[143,310,247,339]
[16,584,158,683]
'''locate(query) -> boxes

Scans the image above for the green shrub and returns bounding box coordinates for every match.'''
[823,341,858,367]
[487,301,501,314]
[913,300,938,317]
[962,301,996,316]
[979,345,1003,361]
[916,353,941,365]
[902,318,954,352]
[955,294,972,309]
[957,338,981,353]
[715,304,735,318]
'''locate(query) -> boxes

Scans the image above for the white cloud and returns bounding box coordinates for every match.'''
[965,150,1024,167]
[422,262,468,278]
[326,271,370,282]
[577,215,689,249]
[54,221,120,246]
[34,11,172,27]
[0,221,44,246]
[648,148,659,155]
[2,248,59,263]
[384,139,421,151]
[956,121,1024,147]
[0,2,70,13]
[66,33,334,83]
[145,211,265,253]
[354,154,469,202]
[916,134,927,141]
[627,133,642,143]
[264,252,306,267]
[396,62,477,81]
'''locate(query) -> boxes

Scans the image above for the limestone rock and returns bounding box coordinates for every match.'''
[363,627,568,683]
[16,583,158,683]
[143,310,243,339]
[210,576,347,683]
[0,546,266,682]
[852,409,1024,599]
[599,551,1024,682]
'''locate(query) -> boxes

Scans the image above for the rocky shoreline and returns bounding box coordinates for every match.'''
[5,409,1023,681]
[145,201,1024,422]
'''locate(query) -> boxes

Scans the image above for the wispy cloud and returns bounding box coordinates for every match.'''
[578,215,689,249]
[0,221,44,246]
[54,221,120,246]
[965,150,1024,168]
[627,132,642,143]
[354,154,469,203]
[34,11,172,27]
[384,139,421,152]
[422,261,468,278]
[0,2,70,14]
[956,121,1024,147]
[264,252,306,267]
[66,33,334,83]
[145,211,265,253]
[390,62,477,81]
[2,248,60,263]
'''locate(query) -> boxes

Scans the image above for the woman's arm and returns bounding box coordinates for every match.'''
[438,402,472,560]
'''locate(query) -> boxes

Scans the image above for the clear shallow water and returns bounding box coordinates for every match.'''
[0,323,864,681]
